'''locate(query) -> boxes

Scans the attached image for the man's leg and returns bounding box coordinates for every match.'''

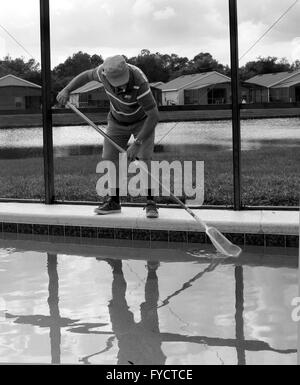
[95,115,131,214]
[133,122,158,218]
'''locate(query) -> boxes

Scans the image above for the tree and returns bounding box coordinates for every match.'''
[184,52,226,75]
[52,51,103,81]
[91,54,104,67]
[240,56,291,80]
[51,51,103,94]
[0,55,41,84]
[291,60,300,71]
[128,50,169,82]
[160,53,189,80]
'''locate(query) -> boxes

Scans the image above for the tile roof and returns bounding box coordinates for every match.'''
[160,71,230,91]
[0,74,41,88]
[186,80,229,90]
[70,81,103,94]
[150,81,165,88]
[272,72,300,88]
[246,70,300,88]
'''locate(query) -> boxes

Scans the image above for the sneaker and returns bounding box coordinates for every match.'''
[94,198,121,215]
[144,200,159,218]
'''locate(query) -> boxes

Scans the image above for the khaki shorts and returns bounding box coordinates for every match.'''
[102,113,155,161]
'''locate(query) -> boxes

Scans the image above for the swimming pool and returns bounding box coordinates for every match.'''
[0,237,298,365]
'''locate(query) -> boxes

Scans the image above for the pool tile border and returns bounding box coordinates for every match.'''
[286,235,299,248]
[17,223,33,234]
[265,234,286,248]
[65,225,81,238]
[245,233,265,247]
[224,233,245,246]
[3,222,18,233]
[0,222,298,248]
[33,224,49,235]
[133,229,151,242]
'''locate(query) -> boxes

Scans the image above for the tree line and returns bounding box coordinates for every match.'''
[1,49,300,97]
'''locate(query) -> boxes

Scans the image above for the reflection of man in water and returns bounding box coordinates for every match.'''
[106,259,166,365]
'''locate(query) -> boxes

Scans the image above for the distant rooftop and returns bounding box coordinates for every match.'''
[0,74,41,88]
[246,70,300,88]
[160,71,231,91]
[274,74,300,88]
[150,81,165,88]
[73,81,165,94]
[71,81,103,94]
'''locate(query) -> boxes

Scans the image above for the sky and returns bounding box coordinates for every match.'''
[0,0,299,68]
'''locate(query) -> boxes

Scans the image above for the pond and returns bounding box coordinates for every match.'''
[0,118,299,158]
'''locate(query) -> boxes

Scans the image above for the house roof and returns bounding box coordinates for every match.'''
[186,81,229,90]
[72,80,164,94]
[159,71,231,91]
[271,72,300,88]
[150,81,165,88]
[246,70,300,88]
[71,81,103,94]
[275,78,300,88]
[0,74,41,88]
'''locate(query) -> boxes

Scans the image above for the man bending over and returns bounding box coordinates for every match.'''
[57,55,159,218]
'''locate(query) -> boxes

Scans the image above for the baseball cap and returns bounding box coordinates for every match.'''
[102,55,130,87]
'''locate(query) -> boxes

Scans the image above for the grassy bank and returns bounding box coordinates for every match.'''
[0,146,299,206]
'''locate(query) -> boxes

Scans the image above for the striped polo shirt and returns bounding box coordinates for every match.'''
[92,63,157,124]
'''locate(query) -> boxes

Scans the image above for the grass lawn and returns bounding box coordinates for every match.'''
[0,146,299,206]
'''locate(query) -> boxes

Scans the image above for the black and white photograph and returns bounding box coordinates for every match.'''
[0,0,299,370]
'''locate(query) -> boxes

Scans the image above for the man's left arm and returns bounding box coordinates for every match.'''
[135,105,159,143]
[127,84,159,160]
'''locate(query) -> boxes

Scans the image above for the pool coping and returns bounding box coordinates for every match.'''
[0,203,298,248]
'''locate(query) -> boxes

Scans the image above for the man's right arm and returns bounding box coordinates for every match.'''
[56,68,100,105]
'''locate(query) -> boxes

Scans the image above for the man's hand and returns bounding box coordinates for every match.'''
[127,142,140,162]
[56,88,70,106]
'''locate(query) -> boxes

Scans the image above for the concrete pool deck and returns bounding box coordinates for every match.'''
[0,203,298,248]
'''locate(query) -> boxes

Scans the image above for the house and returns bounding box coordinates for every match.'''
[150,82,163,106]
[70,81,163,108]
[150,82,165,88]
[0,74,41,110]
[158,71,235,106]
[245,70,300,103]
[69,81,109,108]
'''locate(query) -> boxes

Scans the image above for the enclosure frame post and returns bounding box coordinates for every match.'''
[40,0,54,204]
[229,0,242,210]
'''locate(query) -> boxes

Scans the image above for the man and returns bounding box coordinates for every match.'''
[57,55,159,218]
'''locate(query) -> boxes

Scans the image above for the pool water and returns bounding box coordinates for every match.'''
[0,241,298,365]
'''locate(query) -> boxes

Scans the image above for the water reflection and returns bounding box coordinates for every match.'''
[235,266,246,365]
[4,252,296,365]
[47,254,60,364]
[105,259,166,365]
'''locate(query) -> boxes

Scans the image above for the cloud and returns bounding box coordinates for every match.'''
[100,3,114,17]
[0,0,299,67]
[153,6,176,20]
[291,37,300,62]
[0,36,6,55]
[132,0,154,17]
